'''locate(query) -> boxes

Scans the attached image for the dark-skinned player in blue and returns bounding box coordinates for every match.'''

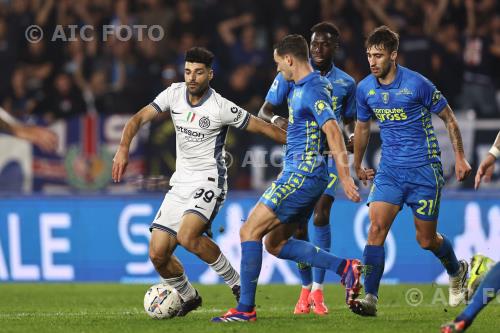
[258,22,358,315]
[212,34,362,323]
[351,26,472,316]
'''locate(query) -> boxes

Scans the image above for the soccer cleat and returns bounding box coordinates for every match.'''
[449,260,468,307]
[340,259,363,305]
[176,290,202,317]
[309,289,328,315]
[232,285,241,302]
[211,308,257,322]
[440,320,469,333]
[293,288,311,314]
[467,254,495,301]
[349,293,378,317]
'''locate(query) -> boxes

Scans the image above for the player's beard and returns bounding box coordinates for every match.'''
[187,81,209,97]
[376,61,392,80]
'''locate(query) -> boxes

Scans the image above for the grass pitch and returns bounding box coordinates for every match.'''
[0,284,497,333]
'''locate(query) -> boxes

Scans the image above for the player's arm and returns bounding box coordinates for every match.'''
[0,117,58,153]
[343,117,356,153]
[475,131,500,189]
[353,119,375,185]
[322,119,360,202]
[112,104,159,182]
[437,105,472,181]
[257,101,288,130]
[245,114,286,144]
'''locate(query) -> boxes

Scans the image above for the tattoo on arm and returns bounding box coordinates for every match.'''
[448,123,465,154]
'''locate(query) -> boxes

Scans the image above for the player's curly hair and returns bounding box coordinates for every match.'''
[310,21,340,49]
[185,47,214,68]
[365,25,399,53]
[274,34,309,61]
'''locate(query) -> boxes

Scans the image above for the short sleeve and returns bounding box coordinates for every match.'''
[219,97,251,129]
[150,86,172,113]
[265,73,290,106]
[342,81,357,119]
[307,82,336,128]
[356,85,372,122]
[418,76,448,114]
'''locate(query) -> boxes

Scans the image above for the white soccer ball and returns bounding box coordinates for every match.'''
[144,283,182,319]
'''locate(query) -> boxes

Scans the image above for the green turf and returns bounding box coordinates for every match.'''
[0,284,497,332]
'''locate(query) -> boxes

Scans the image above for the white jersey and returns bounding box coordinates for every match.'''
[150,82,250,190]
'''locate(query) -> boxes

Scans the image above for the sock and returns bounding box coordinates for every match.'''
[458,262,500,323]
[237,241,262,312]
[313,224,331,285]
[163,272,196,301]
[297,262,312,289]
[312,282,323,291]
[209,252,240,288]
[363,245,385,298]
[277,238,346,275]
[431,234,460,276]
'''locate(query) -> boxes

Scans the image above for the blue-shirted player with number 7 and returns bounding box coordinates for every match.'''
[351,26,472,316]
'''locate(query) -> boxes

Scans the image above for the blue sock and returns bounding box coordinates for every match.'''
[294,233,312,287]
[432,234,460,276]
[313,224,331,284]
[458,262,500,323]
[278,238,346,275]
[363,245,385,298]
[237,241,262,312]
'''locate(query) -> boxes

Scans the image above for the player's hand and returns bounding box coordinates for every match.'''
[341,177,361,202]
[455,157,472,182]
[474,154,496,190]
[14,125,59,153]
[355,166,375,186]
[112,146,129,183]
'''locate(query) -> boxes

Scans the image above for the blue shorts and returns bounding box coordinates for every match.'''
[323,157,339,198]
[259,171,328,224]
[367,162,445,221]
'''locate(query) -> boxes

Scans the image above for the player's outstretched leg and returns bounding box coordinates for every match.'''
[292,225,313,314]
[149,229,202,317]
[309,195,333,315]
[441,262,500,332]
[177,213,241,302]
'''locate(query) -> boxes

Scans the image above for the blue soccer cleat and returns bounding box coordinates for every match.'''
[211,308,257,322]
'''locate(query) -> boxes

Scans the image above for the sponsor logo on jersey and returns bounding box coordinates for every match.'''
[396,87,413,96]
[233,110,243,122]
[199,116,210,129]
[176,125,205,138]
[230,106,239,114]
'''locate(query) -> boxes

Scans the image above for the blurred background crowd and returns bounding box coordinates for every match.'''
[0,0,499,191]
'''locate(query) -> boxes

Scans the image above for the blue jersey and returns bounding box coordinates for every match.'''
[278,71,336,176]
[266,65,356,125]
[356,65,448,168]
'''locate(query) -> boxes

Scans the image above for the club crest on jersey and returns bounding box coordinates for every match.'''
[199,116,210,129]
[186,111,196,122]
[381,92,390,104]
[314,100,328,115]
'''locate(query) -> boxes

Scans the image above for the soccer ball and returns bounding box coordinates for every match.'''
[144,283,182,319]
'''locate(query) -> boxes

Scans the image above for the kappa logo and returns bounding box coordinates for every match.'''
[199,116,210,129]
[368,89,376,96]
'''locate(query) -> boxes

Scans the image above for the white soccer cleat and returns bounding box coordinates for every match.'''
[449,260,468,307]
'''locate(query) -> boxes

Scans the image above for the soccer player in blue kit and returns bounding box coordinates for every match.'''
[258,22,359,315]
[212,34,362,323]
[350,26,472,316]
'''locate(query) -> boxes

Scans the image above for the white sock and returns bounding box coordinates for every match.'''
[302,284,312,290]
[312,282,323,291]
[163,273,197,301]
[209,253,240,288]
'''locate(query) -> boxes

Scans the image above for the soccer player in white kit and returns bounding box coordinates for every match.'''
[112,47,286,317]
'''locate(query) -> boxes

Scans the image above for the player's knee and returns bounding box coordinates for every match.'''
[176,232,198,253]
[240,222,261,241]
[416,234,437,250]
[313,209,330,227]
[149,248,169,268]
[264,237,284,257]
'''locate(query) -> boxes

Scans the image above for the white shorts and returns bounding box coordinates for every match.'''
[150,182,225,237]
